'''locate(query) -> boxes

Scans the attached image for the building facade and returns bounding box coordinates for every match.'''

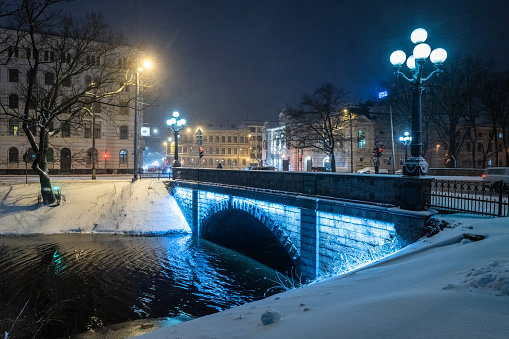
[0,30,141,175]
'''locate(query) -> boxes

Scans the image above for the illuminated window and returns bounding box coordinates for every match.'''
[119,149,128,164]
[357,130,366,149]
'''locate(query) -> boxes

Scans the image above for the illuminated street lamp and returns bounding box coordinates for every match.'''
[133,60,152,182]
[166,111,186,167]
[435,144,440,168]
[390,28,447,176]
[399,131,412,162]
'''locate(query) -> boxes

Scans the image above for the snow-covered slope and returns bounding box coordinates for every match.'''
[0,179,190,235]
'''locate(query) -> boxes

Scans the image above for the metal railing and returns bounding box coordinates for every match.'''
[427,179,508,217]
[138,170,171,180]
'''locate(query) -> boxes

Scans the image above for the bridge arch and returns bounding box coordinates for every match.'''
[199,197,300,273]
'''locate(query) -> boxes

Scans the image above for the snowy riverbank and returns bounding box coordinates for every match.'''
[0,178,190,235]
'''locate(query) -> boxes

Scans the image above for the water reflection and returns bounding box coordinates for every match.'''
[0,234,283,338]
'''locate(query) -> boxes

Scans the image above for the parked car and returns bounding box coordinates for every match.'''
[252,166,278,171]
[357,167,374,174]
[311,166,330,172]
[356,167,389,174]
[481,167,509,192]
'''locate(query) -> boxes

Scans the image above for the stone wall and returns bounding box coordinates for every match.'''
[173,168,433,211]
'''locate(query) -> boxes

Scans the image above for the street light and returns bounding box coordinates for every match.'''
[390,28,447,176]
[344,108,354,173]
[435,144,440,168]
[133,60,152,182]
[399,131,412,163]
[166,111,186,167]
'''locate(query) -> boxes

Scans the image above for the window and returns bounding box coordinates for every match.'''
[120,126,128,140]
[488,143,493,152]
[477,143,483,152]
[84,123,92,138]
[94,123,101,139]
[61,122,71,137]
[466,142,471,152]
[44,72,54,85]
[8,69,19,82]
[477,159,482,167]
[209,135,213,142]
[119,149,128,164]
[209,147,214,154]
[221,136,225,142]
[183,147,188,153]
[357,130,366,149]
[119,101,128,115]
[221,148,225,154]
[215,147,219,154]
[85,76,92,87]
[8,147,18,163]
[208,159,213,166]
[234,148,237,155]
[215,136,219,143]
[92,102,101,113]
[46,148,54,162]
[87,148,98,165]
[250,127,256,132]
[478,132,483,138]
[8,46,19,58]
[228,148,231,154]
[62,76,71,87]
[234,136,238,143]
[228,136,231,143]
[9,119,19,136]
[8,94,19,109]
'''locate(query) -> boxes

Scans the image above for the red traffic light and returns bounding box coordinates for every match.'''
[104,153,108,159]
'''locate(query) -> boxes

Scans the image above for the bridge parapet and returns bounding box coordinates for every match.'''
[172,168,432,211]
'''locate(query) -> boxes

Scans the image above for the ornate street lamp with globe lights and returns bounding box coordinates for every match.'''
[390,28,447,176]
[166,111,186,167]
[399,131,412,163]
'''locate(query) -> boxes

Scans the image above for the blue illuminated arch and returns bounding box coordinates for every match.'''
[199,198,300,263]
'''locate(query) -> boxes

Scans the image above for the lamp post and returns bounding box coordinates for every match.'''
[344,109,354,173]
[435,144,440,168]
[399,131,412,162]
[133,60,152,182]
[390,28,447,176]
[166,111,186,167]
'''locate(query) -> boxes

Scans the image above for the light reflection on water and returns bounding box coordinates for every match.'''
[0,234,283,338]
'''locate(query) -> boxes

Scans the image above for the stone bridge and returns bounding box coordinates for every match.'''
[169,168,434,280]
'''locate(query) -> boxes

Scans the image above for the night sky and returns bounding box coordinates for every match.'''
[69,0,509,126]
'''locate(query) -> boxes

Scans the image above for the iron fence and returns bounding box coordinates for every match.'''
[138,170,171,180]
[427,179,509,217]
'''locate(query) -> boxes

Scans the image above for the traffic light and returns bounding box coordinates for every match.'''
[104,153,108,159]
[372,148,378,157]
[378,146,383,156]
[299,155,302,162]
[199,147,204,158]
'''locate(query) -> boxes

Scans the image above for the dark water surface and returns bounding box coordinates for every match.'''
[0,234,284,338]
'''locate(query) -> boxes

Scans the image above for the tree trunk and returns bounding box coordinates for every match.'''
[38,171,56,205]
[330,152,336,172]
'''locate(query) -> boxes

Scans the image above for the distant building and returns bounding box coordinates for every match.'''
[165,120,273,169]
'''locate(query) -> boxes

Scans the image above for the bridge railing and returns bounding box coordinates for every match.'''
[172,168,433,211]
[427,179,509,217]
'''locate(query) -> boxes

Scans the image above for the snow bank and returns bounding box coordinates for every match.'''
[137,215,509,338]
[0,179,190,235]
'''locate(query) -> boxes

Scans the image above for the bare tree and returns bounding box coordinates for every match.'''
[432,56,487,168]
[284,82,349,172]
[478,70,509,167]
[0,0,138,204]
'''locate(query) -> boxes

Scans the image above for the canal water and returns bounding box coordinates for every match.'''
[0,234,288,338]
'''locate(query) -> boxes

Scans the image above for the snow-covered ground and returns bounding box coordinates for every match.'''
[1,178,507,338]
[0,177,190,235]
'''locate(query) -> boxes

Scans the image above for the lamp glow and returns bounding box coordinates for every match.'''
[406,55,416,70]
[173,111,179,118]
[410,28,428,44]
[390,50,406,66]
[413,43,431,60]
[430,48,447,65]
